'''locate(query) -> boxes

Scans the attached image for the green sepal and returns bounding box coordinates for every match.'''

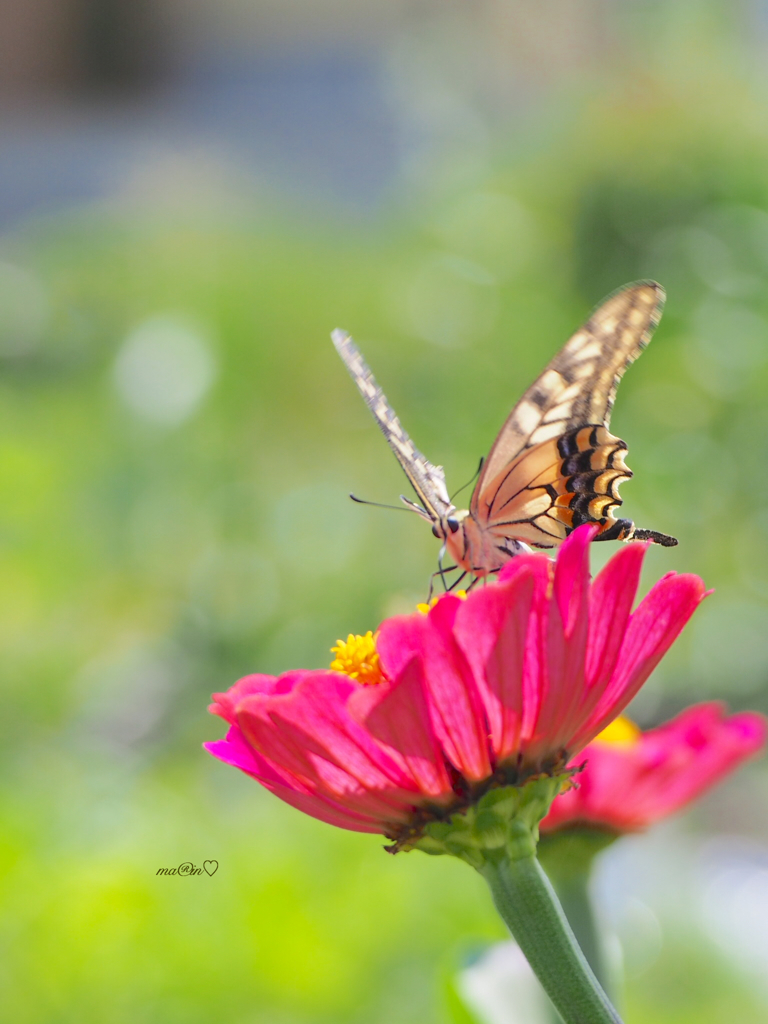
[408,775,568,869]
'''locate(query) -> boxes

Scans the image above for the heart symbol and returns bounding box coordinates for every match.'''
[203,860,219,876]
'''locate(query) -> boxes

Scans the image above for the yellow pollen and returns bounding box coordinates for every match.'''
[417,590,467,614]
[330,631,384,685]
[593,715,641,747]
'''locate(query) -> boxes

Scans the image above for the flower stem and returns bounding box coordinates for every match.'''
[538,829,618,1002]
[479,853,623,1024]
[552,868,609,999]
[542,873,609,1024]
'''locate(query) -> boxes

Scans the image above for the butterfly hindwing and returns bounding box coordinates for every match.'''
[479,426,634,549]
[332,330,452,520]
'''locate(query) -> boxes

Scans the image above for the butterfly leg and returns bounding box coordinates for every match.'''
[427,562,459,602]
[447,571,468,593]
[466,567,500,593]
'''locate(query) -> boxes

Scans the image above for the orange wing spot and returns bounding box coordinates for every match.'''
[589,447,612,471]
[575,425,595,449]
[551,505,575,528]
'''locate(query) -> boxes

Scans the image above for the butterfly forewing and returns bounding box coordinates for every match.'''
[471,281,665,512]
[332,330,453,520]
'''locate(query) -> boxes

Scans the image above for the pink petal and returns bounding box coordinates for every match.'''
[204,728,383,832]
[258,785,384,833]
[348,657,453,800]
[636,705,767,819]
[209,670,306,724]
[541,743,635,831]
[519,561,550,745]
[498,551,554,585]
[421,596,494,780]
[571,572,708,750]
[522,527,594,761]
[553,525,599,637]
[375,611,425,680]
[236,672,419,822]
[727,711,768,750]
[585,543,647,694]
[564,543,647,737]
[378,599,492,780]
[454,565,538,762]
[542,703,766,834]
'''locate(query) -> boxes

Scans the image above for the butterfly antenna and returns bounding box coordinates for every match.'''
[349,494,413,512]
[450,456,484,503]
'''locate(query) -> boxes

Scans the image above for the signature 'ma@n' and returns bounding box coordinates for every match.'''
[157,860,218,877]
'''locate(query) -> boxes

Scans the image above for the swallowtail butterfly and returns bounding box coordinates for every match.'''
[333,281,677,579]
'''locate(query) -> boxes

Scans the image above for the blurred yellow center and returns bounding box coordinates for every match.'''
[593,715,641,747]
[330,631,384,685]
[331,593,470,685]
[417,589,467,614]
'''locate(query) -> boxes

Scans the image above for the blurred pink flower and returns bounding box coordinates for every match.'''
[541,702,767,834]
[205,526,707,841]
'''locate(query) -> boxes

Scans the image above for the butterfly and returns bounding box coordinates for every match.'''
[332,281,677,581]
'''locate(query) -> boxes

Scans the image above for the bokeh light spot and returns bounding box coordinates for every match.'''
[113,315,217,426]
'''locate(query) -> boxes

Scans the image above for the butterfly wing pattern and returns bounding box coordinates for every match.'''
[331,329,454,521]
[333,281,677,580]
[467,281,674,555]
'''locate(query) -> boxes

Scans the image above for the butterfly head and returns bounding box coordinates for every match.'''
[431,509,469,541]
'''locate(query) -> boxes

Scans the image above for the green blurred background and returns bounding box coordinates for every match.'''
[2,2,768,1021]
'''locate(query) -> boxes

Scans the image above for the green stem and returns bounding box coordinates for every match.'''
[538,829,618,1004]
[542,876,607,1024]
[479,853,623,1024]
[553,870,608,998]
[410,780,622,1024]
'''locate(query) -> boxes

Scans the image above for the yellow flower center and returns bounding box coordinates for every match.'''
[330,631,384,685]
[593,715,641,747]
[330,593,469,684]
[417,590,467,614]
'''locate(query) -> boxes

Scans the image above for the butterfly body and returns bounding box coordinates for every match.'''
[441,510,529,578]
[333,281,677,580]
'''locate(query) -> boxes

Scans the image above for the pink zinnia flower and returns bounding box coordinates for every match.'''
[205,526,707,845]
[541,703,767,835]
